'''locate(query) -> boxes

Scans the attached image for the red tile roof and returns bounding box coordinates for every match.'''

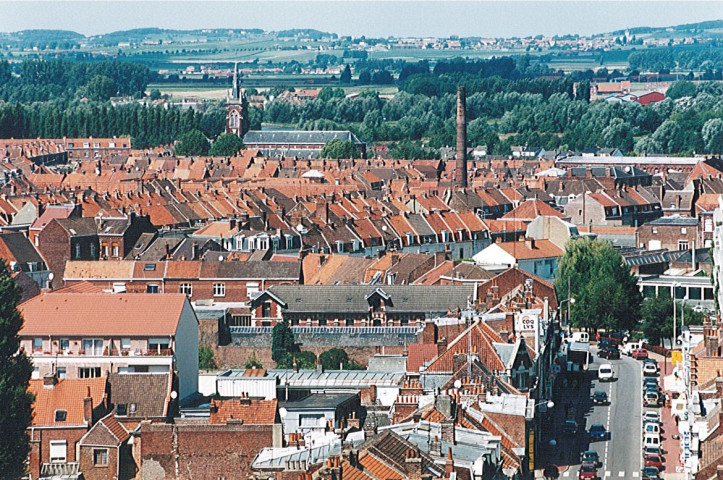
[407,343,439,373]
[19,293,190,337]
[28,377,107,426]
[209,397,278,425]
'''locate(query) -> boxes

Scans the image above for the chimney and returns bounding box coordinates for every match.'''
[292,356,299,373]
[239,392,252,406]
[192,241,198,260]
[441,419,456,444]
[43,372,57,388]
[525,237,535,249]
[405,448,423,478]
[455,86,468,188]
[445,447,454,477]
[435,394,454,419]
[499,330,509,343]
[437,337,447,356]
[369,384,377,404]
[430,435,442,457]
[83,386,93,424]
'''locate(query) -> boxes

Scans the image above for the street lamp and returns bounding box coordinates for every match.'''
[673,282,680,349]
[559,297,575,330]
[535,400,555,411]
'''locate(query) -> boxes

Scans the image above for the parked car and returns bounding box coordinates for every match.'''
[643,446,663,458]
[632,349,649,360]
[578,462,599,480]
[644,454,663,469]
[623,340,645,356]
[589,424,608,441]
[593,391,609,405]
[580,450,602,468]
[598,364,614,382]
[643,378,659,391]
[643,363,659,376]
[643,411,661,424]
[644,391,660,407]
[641,466,660,480]
[643,433,661,450]
[563,419,579,435]
[643,422,661,437]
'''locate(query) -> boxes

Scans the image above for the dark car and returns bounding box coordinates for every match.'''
[593,391,609,405]
[578,462,599,480]
[641,466,660,480]
[589,424,608,441]
[605,347,621,359]
[644,454,663,469]
[598,339,610,351]
[563,419,579,435]
[580,450,602,468]
[643,378,659,390]
[643,446,663,458]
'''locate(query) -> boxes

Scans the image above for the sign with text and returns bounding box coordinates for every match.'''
[671,350,682,365]
[515,309,541,333]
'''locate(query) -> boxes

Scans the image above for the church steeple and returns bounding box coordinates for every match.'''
[225,61,248,138]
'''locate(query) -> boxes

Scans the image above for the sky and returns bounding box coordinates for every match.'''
[0,1,721,38]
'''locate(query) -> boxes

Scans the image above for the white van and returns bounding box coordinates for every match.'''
[598,364,614,382]
[569,332,590,344]
[623,341,644,356]
[643,433,661,450]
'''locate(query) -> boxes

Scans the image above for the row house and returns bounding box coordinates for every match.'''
[63,259,303,308]
[564,187,662,227]
[18,292,199,400]
[636,215,701,252]
[249,284,476,327]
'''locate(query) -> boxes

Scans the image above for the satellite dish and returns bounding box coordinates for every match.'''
[381,225,388,232]
[218,255,224,262]
[549,439,557,446]
[48,272,54,281]
[453,380,462,389]
[279,407,288,418]
[170,391,178,399]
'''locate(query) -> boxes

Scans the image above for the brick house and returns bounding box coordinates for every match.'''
[78,413,134,480]
[19,292,199,400]
[140,396,282,479]
[636,215,699,251]
[27,375,110,479]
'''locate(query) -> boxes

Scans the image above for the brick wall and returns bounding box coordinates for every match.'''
[637,223,698,251]
[78,445,119,480]
[28,427,87,479]
[37,220,71,289]
[140,422,274,480]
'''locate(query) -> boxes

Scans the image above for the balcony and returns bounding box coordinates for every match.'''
[33,348,174,357]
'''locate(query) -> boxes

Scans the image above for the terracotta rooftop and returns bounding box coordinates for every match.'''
[19,292,190,337]
[28,377,107,427]
[209,396,278,425]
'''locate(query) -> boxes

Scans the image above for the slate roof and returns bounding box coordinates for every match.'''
[261,285,474,314]
[199,260,300,280]
[108,372,171,419]
[0,232,44,265]
[645,215,698,226]
[243,130,364,146]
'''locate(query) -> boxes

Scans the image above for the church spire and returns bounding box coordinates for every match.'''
[231,62,239,101]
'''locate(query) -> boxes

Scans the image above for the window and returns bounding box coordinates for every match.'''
[116,404,127,415]
[246,282,259,298]
[144,263,156,271]
[705,218,713,233]
[79,367,101,378]
[75,244,81,259]
[90,243,96,258]
[148,338,170,353]
[681,227,687,234]
[33,337,43,352]
[57,367,66,379]
[179,283,192,296]
[111,243,119,257]
[146,283,159,294]
[93,449,108,466]
[652,227,658,234]
[129,403,137,414]
[54,410,67,422]
[49,441,67,463]
[59,337,69,352]
[229,314,251,327]
[82,338,103,355]
[121,338,131,350]
[262,302,272,318]
[102,243,109,257]
[213,283,225,297]
[678,240,689,251]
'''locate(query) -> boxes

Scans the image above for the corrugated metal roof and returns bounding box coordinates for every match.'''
[267,369,404,388]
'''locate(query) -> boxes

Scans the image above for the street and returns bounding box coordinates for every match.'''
[545,346,645,478]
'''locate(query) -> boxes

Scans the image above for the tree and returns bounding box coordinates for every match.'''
[555,238,642,332]
[149,89,162,101]
[244,350,263,369]
[209,133,245,156]
[640,296,705,346]
[0,262,34,478]
[340,64,352,84]
[84,75,117,101]
[175,129,210,156]
[271,320,298,363]
[320,139,358,159]
[199,345,217,370]
[702,118,723,154]
[319,348,363,370]
[665,80,697,100]
[277,351,316,369]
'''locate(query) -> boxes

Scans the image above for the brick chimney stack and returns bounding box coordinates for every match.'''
[455,86,468,188]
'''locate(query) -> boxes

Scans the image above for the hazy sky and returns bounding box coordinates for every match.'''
[0,1,721,38]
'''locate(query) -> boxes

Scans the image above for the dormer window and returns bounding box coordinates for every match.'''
[116,404,127,415]
[55,410,67,422]
[129,403,137,414]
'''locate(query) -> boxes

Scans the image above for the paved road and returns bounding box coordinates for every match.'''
[558,348,644,478]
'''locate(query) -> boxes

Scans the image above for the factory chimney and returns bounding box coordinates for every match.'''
[456,86,468,188]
